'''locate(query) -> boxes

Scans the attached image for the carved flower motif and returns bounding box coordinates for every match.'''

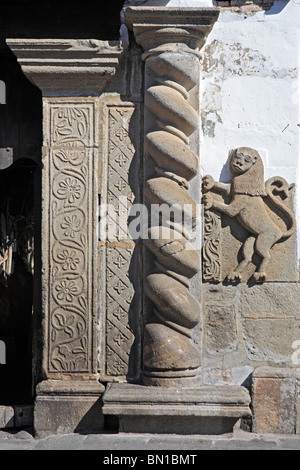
[57,249,80,271]
[61,214,81,238]
[52,313,75,337]
[57,177,81,204]
[55,280,78,302]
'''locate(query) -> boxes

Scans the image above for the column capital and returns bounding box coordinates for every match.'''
[6,39,126,96]
[124,6,219,55]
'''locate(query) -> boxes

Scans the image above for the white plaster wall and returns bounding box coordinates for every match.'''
[200,0,300,255]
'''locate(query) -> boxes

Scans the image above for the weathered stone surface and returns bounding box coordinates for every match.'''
[146,85,198,136]
[34,380,105,438]
[205,304,238,354]
[296,396,300,434]
[145,273,200,328]
[252,367,298,434]
[6,39,125,96]
[14,406,33,428]
[8,38,125,383]
[124,7,220,52]
[42,100,99,376]
[201,282,300,394]
[102,382,251,434]
[145,131,198,181]
[240,284,300,363]
[143,323,201,373]
[146,52,199,91]
[145,177,197,219]
[0,406,14,429]
[145,227,200,278]
[0,406,32,430]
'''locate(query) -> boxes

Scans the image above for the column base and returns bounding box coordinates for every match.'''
[34,380,105,438]
[102,383,251,435]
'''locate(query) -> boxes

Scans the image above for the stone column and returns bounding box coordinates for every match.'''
[7,39,125,436]
[125,7,217,386]
[102,7,251,434]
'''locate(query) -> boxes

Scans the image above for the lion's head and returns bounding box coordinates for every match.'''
[229,147,266,196]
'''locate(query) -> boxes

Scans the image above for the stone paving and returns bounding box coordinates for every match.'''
[0,428,300,451]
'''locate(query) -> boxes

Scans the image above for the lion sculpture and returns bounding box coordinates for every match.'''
[202,147,296,282]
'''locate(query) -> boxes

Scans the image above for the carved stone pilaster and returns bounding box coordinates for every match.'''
[7,38,125,436]
[98,97,142,383]
[42,99,99,377]
[125,7,220,387]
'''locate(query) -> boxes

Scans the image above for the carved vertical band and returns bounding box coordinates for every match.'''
[203,210,222,282]
[44,100,98,375]
[125,7,220,386]
[99,101,142,382]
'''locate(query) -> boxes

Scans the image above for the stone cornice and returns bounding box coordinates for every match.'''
[124,6,220,55]
[6,39,126,96]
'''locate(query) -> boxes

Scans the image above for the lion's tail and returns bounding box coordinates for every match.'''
[265,176,296,240]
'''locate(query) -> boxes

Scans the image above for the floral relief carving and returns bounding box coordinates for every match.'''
[47,102,95,373]
[51,106,90,147]
[61,214,83,238]
[57,249,80,271]
[57,177,83,204]
[54,279,80,303]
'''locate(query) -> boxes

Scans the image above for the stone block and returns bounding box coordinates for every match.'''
[102,382,251,435]
[34,380,105,438]
[205,303,238,354]
[240,284,300,363]
[0,406,14,428]
[252,367,298,434]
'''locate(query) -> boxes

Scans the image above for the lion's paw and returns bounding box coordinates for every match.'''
[252,272,266,283]
[226,272,242,283]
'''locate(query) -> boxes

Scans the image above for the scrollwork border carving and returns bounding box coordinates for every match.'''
[43,99,98,377]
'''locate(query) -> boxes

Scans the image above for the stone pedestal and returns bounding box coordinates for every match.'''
[7,38,125,436]
[102,383,251,434]
[34,380,105,438]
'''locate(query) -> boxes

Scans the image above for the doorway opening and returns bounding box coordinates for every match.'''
[0,159,39,405]
[0,47,42,409]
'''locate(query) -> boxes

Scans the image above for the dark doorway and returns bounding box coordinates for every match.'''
[0,47,42,406]
[0,159,38,404]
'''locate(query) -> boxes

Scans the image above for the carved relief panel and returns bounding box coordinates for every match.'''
[99,99,142,382]
[202,147,297,283]
[43,99,98,376]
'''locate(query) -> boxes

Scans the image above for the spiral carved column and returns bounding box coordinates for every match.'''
[125,7,219,387]
[142,51,201,386]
